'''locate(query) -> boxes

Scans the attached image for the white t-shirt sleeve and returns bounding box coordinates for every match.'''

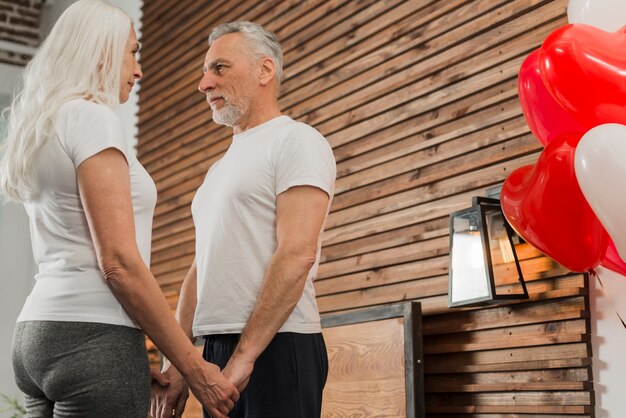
[274,125,336,197]
[63,102,129,168]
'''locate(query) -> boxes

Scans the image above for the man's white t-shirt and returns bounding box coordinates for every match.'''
[191,115,336,336]
[17,99,157,328]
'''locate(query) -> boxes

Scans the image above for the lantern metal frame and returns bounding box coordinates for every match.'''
[448,196,529,307]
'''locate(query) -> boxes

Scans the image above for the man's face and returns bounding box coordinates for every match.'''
[198,33,258,128]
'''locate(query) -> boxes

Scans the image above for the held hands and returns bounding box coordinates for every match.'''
[150,366,189,418]
[150,362,239,418]
[186,361,240,418]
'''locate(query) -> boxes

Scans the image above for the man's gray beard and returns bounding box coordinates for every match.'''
[211,102,243,127]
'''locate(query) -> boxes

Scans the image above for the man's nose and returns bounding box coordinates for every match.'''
[198,72,216,93]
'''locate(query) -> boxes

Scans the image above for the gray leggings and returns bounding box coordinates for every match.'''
[12,321,150,418]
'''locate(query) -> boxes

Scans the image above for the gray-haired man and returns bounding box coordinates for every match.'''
[151,21,336,418]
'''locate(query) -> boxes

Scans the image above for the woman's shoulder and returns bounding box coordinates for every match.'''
[55,99,124,147]
[54,98,129,163]
[57,99,122,135]
[60,98,117,120]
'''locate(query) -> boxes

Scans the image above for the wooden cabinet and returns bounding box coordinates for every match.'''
[321,302,424,418]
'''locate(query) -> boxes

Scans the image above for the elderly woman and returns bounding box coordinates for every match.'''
[0,1,238,417]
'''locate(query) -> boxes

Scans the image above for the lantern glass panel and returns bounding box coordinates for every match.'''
[483,205,526,297]
[449,210,490,304]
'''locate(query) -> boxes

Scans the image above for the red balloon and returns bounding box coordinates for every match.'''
[518,50,585,146]
[501,134,609,272]
[540,23,626,129]
[601,239,626,276]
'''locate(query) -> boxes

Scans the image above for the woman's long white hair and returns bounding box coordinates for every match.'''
[0,0,131,202]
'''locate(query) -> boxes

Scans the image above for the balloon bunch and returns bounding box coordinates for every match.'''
[501,0,626,274]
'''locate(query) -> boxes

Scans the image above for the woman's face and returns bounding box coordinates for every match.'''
[119,26,142,103]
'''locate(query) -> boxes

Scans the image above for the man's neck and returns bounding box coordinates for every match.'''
[232,101,282,135]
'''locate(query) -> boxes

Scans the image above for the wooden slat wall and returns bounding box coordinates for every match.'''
[138,1,594,416]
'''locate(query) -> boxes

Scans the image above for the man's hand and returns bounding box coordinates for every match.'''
[187,361,240,418]
[150,366,189,418]
[222,353,254,392]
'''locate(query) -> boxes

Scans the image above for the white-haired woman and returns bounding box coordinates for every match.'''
[0,1,238,417]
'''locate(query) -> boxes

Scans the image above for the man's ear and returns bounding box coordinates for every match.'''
[259,57,276,86]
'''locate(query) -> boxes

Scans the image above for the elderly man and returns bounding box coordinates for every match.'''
[151,21,336,418]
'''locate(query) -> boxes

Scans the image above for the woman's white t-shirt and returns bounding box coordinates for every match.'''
[17,99,157,328]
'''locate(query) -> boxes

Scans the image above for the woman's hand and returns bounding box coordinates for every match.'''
[150,366,188,418]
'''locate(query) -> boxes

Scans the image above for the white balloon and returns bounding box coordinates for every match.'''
[575,124,626,261]
[568,0,626,32]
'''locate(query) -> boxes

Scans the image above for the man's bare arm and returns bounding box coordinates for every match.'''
[222,185,330,390]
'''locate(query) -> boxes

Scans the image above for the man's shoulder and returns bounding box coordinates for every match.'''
[273,119,335,165]
[279,117,326,142]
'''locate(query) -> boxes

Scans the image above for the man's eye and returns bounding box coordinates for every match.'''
[215,64,223,73]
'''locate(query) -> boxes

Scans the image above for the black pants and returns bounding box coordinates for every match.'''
[203,332,328,418]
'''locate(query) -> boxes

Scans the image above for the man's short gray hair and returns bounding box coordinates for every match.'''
[209,21,283,84]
